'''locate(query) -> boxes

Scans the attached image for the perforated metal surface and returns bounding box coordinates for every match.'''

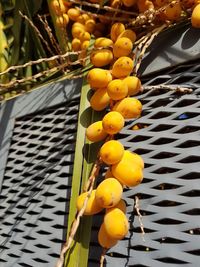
[0,79,82,267]
[89,59,200,267]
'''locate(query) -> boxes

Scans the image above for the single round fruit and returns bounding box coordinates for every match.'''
[85,19,96,33]
[90,87,110,111]
[94,37,113,48]
[122,0,137,6]
[164,0,182,21]
[106,199,127,214]
[81,40,90,50]
[137,0,154,12]
[112,160,143,187]
[104,208,129,239]
[90,49,113,67]
[112,56,134,78]
[77,13,91,24]
[113,37,133,58]
[72,25,85,38]
[67,8,80,21]
[98,223,118,248]
[95,178,123,208]
[76,190,103,215]
[100,140,124,165]
[87,68,112,88]
[79,31,91,42]
[86,121,107,142]
[102,111,125,135]
[122,150,144,169]
[118,29,136,43]
[71,38,81,51]
[113,97,142,119]
[107,79,128,100]
[191,3,200,28]
[123,76,141,96]
[111,23,125,42]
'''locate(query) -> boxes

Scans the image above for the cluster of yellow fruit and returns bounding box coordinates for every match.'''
[75,22,145,250]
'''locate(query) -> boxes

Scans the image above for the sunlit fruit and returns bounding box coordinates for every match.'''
[86,121,108,142]
[90,87,110,111]
[90,49,113,67]
[71,38,81,51]
[56,14,69,27]
[87,68,112,88]
[122,0,137,6]
[76,189,103,215]
[50,0,66,15]
[110,0,121,8]
[77,13,91,24]
[137,0,154,12]
[102,111,125,135]
[118,29,137,43]
[122,150,144,169]
[111,23,125,42]
[81,40,90,50]
[106,199,127,213]
[164,0,182,21]
[79,31,91,41]
[112,159,143,187]
[191,3,200,28]
[113,97,142,119]
[113,37,133,58]
[100,140,124,165]
[67,8,80,21]
[85,19,96,33]
[112,56,134,78]
[95,178,123,208]
[98,223,118,248]
[94,37,113,48]
[72,25,85,38]
[104,208,129,239]
[123,76,142,96]
[107,79,128,100]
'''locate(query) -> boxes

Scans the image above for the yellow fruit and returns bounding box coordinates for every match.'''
[90,49,113,67]
[72,26,85,39]
[79,31,91,42]
[106,199,127,214]
[50,0,66,15]
[71,38,81,51]
[107,79,128,100]
[87,68,112,88]
[112,160,143,187]
[86,121,107,142]
[191,4,200,28]
[113,37,133,58]
[56,14,69,27]
[67,8,80,21]
[137,0,154,12]
[118,29,136,43]
[77,13,91,24]
[122,0,137,6]
[100,140,124,165]
[111,23,125,42]
[72,22,85,30]
[94,37,113,48]
[104,208,129,239]
[102,111,125,135]
[164,0,182,21]
[123,76,142,96]
[122,150,144,169]
[154,0,167,7]
[81,40,90,50]
[90,87,110,111]
[110,0,121,8]
[95,178,123,208]
[85,19,96,33]
[98,223,118,248]
[112,97,142,119]
[76,190,103,215]
[112,56,134,78]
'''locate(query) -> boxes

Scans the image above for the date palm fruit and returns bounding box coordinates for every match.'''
[118,29,137,43]
[112,97,142,119]
[122,0,137,6]
[95,178,123,208]
[90,87,110,111]
[102,111,125,134]
[107,79,128,100]
[55,14,69,27]
[81,40,90,50]
[76,189,103,215]
[90,49,113,67]
[67,8,81,21]
[87,68,112,88]
[138,0,154,12]
[164,0,182,21]
[94,37,113,48]
[104,208,129,239]
[71,38,81,51]
[50,0,66,15]
[100,140,124,165]
[111,22,125,42]
[113,37,133,58]
[72,24,85,38]
[98,223,118,248]
[110,0,121,8]
[112,56,134,78]
[106,199,127,213]
[85,19,96,33]
[77,13,91,24]
[154,0,167,7]
[122,150,144,169]
[79,31,91,42]
[112,158,143,187]
[86,121,108,142]
[191,4,200,28]
[123,76,142,96]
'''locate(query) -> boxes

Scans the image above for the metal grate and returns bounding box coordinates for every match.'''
[0,80,82,267]
[88,59,200,267]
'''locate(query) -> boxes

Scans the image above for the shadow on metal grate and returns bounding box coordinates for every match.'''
[0,79,82,267]
[88,59,200,267]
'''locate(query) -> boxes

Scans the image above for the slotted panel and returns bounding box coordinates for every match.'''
[88,59,200,267]
[0,79,82,267]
